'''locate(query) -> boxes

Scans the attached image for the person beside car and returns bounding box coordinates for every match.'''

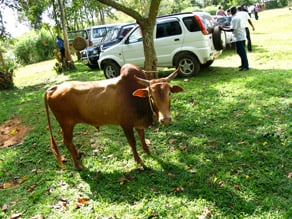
[56,35,65,62]
[254,4,259,20]
[216,6,226,16]
[221,6,249,71]
[238,5,255,52]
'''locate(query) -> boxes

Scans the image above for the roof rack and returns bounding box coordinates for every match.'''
[157,12,193,19]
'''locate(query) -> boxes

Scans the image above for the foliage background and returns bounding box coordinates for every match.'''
[14,31,55,65]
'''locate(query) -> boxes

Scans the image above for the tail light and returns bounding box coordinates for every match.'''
[194,15,208,35]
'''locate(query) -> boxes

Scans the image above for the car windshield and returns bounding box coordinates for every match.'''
[200,14,216,29]
[217,17,231,25]
[101,27,120,43]
[68,30,88,40]
[101,24,134,44]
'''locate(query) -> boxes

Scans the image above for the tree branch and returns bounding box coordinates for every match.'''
[98,0,143,22]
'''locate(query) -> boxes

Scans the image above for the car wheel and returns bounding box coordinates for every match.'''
[175,53,200,77]
[103,61,121,78]
[212,25,226,51]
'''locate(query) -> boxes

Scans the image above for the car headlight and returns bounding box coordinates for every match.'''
[92,49,98,55]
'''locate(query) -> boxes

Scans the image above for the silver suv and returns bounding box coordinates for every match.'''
[98,12,226,78]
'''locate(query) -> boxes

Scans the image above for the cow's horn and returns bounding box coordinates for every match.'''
[134,75,150,87]
[166,68,180,82]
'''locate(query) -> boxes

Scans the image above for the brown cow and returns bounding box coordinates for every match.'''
[44,64,183,170]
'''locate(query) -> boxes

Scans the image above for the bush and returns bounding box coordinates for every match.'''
[14,30,55,65]
[0,46,18,90]
[265,1,279,9]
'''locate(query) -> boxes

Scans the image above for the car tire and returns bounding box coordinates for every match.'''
[201,60,214,68]
[72,37,87,51]
[175,53,200,77]
[103,61,121,78]
[212,25,226,51]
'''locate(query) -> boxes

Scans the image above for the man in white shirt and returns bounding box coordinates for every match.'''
[238,6,255,52]
[222,6,249,71]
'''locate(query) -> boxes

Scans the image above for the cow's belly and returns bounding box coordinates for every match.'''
[78,106,153,129]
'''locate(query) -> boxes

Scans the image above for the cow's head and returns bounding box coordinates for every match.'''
[133,68,183,124]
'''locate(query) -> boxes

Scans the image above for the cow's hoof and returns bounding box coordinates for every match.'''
[77,152,84,159]
[74,163,83,171]
[58,161,66,169]
[143,147,151,154]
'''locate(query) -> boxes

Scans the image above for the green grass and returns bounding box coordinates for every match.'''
[1,8,292,219]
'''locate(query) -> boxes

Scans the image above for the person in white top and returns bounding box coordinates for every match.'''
[222,6,249,71]
[237,5,255,52]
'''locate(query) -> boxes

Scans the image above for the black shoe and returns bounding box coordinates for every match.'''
[238,65,243,68]
[239,68,249,71]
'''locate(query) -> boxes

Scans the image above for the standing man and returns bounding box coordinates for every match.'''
[56,35,65,62]
[254,4,259,20]
[238,6,255,52]
[216,6,226,16]
[222,6,249,71]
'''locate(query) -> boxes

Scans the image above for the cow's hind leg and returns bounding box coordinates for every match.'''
[135,128,150,154]
[122,126,142,163]
[61,124,83,170]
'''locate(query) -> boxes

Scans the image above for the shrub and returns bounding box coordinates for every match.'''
[14,30,55,65]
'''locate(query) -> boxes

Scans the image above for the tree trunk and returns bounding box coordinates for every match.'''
[57,0,75,70]
[0,50,6,71]
[140,22,157,79]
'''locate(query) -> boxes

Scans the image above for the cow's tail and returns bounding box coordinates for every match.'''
[44,88,65,169]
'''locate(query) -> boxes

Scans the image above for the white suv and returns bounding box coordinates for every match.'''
[98,12,226,78]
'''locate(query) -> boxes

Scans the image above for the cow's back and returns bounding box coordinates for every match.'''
[46,64,153,128]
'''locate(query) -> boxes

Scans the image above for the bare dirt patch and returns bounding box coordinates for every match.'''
[0,118,30,148]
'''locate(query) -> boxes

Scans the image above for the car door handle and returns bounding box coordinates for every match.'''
[174,38,180,41]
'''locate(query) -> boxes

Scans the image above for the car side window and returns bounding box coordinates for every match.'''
[183,17,201,32]
[93,27,107,38]
[128,27,143,44]
[156,21,182,38]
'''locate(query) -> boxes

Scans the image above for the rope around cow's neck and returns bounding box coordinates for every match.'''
[147,89,157,119]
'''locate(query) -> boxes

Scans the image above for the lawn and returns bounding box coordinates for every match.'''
[0,7,291,219]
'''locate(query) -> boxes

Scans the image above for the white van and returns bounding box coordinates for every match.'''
[87,24,118,46]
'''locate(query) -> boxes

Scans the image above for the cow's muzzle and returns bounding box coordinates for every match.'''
[159,117,172,125]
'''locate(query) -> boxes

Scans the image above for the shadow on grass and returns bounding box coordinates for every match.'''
[78,156,256,216]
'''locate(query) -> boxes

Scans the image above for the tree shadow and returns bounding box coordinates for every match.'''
[78,154,257,216]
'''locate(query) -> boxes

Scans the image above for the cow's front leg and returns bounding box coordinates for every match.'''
[61,124,83,170]
[135,128,150,154]
[122,126,142,163]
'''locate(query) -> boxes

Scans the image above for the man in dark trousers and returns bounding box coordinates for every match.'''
[56,35,65,62]
[222,6,249,71]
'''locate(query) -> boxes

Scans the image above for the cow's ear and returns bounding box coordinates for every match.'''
[133,88,148,98]
[171,85,183,93]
